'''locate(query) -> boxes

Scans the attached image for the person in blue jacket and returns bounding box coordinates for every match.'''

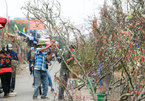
[6,44,19,95]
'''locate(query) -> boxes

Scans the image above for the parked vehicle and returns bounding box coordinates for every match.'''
[0,80,3,93]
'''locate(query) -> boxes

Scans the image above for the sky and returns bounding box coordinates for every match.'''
[0,0,105,25]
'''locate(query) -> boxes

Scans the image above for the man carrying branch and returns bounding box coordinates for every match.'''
[33,39,55,100]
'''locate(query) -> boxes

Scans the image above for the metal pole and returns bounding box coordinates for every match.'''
[1,0,8,47]
[4,0,8,33]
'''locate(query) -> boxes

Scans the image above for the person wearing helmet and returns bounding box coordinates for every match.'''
[6,44,19,95]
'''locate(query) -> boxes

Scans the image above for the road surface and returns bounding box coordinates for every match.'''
[0,61,61,101]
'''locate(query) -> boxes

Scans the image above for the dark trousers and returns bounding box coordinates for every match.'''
[10,68,16,91]
[1,72,12,95]
[29,61,33,74]
[10,76,16,91]
[11,60,18,91]
[58,69,69,100]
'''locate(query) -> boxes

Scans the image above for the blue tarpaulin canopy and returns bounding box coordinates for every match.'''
[17,31,38,46]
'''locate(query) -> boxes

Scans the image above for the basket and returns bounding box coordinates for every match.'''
[97,94,108,101]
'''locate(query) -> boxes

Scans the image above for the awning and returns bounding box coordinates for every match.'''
[0,17,7,29]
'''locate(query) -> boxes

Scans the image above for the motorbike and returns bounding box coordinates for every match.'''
[0,80,3,93]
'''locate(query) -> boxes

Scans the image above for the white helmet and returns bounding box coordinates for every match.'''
[7,44,13,50]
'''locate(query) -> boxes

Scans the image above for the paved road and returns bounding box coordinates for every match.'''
[0,61,61,101]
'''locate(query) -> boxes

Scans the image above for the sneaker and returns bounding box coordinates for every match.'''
[3,93,9,98]
[41,96,49,99]
[33,97,37,99]
[9,92,17,96]
[58,99,64,101]
[33,97,38,101]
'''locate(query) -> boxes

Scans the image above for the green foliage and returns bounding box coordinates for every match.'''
[54,36,66,48]
[76,39,96,71]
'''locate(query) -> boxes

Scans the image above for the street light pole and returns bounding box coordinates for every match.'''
[4,0,8,33]
[1,0,8,47]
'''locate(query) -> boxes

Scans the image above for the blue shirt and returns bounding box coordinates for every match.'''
[34,48,48,71]
[9,50,19,61]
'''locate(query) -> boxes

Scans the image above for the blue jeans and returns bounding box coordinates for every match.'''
[47,70,53,87]
[33,70,48,98]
